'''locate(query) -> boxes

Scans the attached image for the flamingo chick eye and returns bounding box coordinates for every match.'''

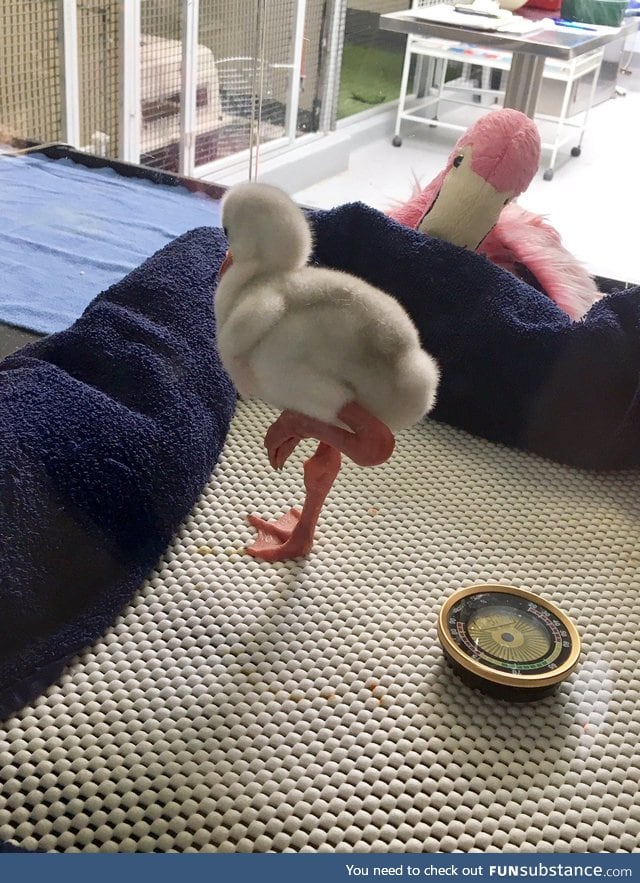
[223,226,229,238]
[453,154,464,168]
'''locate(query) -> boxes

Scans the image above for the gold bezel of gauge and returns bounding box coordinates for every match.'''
[437,584,581,690]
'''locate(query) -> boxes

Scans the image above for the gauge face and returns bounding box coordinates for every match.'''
[437,585,581,698]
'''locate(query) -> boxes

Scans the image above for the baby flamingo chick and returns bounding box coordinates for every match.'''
[215,182,440,562]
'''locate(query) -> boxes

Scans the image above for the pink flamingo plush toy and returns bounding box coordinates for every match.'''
[389,108,600,321]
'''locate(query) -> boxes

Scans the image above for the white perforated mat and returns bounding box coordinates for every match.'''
[1,399,639,853]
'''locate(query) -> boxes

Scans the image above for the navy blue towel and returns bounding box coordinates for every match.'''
[0,227,236,721]
[309,202,640,472]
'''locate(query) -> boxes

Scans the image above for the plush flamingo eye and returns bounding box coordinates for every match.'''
[503,198,510,206]
[223,226,228,237]
[453,154,464,168]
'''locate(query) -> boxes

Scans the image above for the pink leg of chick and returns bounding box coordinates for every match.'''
[247,401,395,562]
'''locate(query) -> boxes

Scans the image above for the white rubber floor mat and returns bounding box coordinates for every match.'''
[1,399,639,853]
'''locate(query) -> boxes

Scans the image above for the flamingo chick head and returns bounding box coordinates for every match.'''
[221,181,313,274]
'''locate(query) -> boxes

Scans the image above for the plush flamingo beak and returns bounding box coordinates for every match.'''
[219,249,233,278]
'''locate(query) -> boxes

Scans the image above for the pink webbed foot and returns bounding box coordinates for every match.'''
[245,508,313,561]
[246,442,342,562]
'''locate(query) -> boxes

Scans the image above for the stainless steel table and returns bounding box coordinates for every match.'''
[379,9,637,117]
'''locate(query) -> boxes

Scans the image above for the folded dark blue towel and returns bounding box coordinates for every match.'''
[309,202,640,471]
[0,227,236,720]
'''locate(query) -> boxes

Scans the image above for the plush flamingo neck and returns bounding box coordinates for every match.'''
[389,168,446,229]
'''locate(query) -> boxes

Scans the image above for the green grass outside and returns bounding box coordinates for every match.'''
[337,43,405,119]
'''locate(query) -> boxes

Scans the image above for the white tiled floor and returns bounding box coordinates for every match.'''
[293,52,640,286]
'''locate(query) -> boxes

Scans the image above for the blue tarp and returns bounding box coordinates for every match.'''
[0,153,222,334]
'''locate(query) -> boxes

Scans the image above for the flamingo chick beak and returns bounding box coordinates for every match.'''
[219,249,234,278]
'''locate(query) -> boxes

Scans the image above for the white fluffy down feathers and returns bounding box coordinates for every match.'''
[215,182,440,432]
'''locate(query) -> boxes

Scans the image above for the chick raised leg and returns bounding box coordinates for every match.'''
[246,401,395,561]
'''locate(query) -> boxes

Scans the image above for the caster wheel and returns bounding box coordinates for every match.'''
[571,146,581,157]
[392,135,402,147]
[543,168,554,181]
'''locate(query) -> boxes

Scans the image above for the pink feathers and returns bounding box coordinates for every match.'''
[479,203,600,320]
[389,108,600,320]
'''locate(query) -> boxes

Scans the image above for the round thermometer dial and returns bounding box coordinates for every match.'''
[437,585,581,701]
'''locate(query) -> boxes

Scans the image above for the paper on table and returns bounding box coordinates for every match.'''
[407,3,515,30]
[495,15,545,32]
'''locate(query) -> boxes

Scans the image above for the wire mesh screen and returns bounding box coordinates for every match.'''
[0,1,337,177]
[0,0,119,156]
[300,0,330,134]
[139,0,228,172]
[199,2,259,168]
[77,0,120,158]
[138,0,319,175]
[0,0,62,145]
[202,0,289,168]
[139,0,187,171]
